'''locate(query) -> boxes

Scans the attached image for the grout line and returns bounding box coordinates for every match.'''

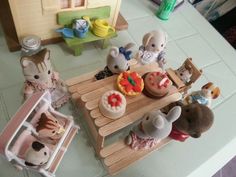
[212,90,236,110]
[179,9,236,78]
[0,93,10,121]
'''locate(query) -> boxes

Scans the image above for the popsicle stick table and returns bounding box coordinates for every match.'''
[66,63,182,175]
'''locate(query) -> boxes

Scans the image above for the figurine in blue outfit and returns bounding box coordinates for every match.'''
[183,82,220,108]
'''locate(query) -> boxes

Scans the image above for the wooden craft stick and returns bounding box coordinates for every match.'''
[85,98,99,110]
[65,69,101,86]
[100,139,126,158]
[107,138,172,175]
[95,116,113,127]
[90,108,102,119]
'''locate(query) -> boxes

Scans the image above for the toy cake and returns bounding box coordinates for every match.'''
[117,71,144,96]
[99,90,126,119]
[143,72,172,98]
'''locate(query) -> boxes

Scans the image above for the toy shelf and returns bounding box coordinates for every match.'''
[66,62,182,175]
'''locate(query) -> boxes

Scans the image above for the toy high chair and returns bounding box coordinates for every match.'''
[0,91,79,177]
[166,58,203,95]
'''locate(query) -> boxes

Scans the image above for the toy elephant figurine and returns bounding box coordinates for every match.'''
[137,30,168,69]
[125,106,181,150]
[20,48,70,109]
[95,43,135,80]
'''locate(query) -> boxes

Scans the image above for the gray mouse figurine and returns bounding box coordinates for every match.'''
[125,106,181,150]
[95,43,135,80]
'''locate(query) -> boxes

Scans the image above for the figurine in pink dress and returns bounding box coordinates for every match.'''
[20,48,69,108]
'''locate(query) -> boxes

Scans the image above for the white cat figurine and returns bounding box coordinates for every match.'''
[20,48,69,108]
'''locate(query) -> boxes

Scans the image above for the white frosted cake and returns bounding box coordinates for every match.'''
[99,90,126,119]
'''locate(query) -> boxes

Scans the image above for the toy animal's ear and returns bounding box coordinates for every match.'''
[41,113,47,119]
[109,47,119,58]
[153,116,164,129]
[201,82,213,90]
[44,49,50,61]
[143,32,153,47]
[124,43,135,50]
[20,57,32,68]
[32,141,45,151]
[166,106,181,123]
[212,87,220,99]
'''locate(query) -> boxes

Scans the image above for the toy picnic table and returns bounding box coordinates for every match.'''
[57,6,117,56]
[66,63,182,175]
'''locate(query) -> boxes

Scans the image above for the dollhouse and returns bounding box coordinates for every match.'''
[6,0,122,48]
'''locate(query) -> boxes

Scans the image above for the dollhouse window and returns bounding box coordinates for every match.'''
[74,0,85,7]
[60,0,85,9]
[60,0,70,9]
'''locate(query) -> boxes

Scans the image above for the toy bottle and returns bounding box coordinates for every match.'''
[156,0,176,20]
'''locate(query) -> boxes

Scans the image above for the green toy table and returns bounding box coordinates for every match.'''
[64,30,117,56]
[57,6,117,56]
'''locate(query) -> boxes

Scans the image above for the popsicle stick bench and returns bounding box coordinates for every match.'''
[57,6,117,56]
[66,62,182,175]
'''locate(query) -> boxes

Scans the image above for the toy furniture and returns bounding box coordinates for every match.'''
[66,62,181,175]
[166,58,203,94]
[0,91,79,177]
[57,6,117,56]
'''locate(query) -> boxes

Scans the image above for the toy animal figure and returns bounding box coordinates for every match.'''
[36,112,65,143]
[20,48,69,109]
[183,82,220,107]
[175,63,193,84]
[95,43,135,80]
[125,106,181,150]
[137,30,168,69]
[24,141,50,167]
[168,102,214,141]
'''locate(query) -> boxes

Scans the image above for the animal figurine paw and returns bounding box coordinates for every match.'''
[95,43,135,80]
[20,48,70,108]
[137,30,168,69]
[183,82,220,107]
[169,102,214,141]
[24,141,50,167]
[125,106,181,150]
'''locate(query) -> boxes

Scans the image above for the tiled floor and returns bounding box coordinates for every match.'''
[0,1,236,177]
[213,156,236,177]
